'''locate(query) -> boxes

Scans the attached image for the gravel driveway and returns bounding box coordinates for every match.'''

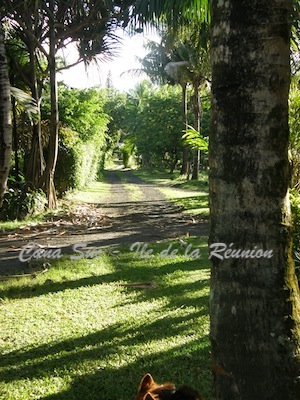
[0,169,208,275]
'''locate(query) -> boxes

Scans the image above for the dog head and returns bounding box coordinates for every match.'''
[134,373,176,400]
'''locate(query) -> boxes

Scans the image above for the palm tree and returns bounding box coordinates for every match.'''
[131,35,196,176]
[132,0,209,31]
[131,27,210,177]
[0,22,12,206]
[166,37,210,179]
[134,1,300,398]
[3,0,130,208]
[209,1,300,398]
[164,59,191,176]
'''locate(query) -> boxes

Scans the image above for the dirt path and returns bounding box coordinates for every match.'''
[0,169,208,275]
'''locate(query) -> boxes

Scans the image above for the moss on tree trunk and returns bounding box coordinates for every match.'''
[209,1,300,399]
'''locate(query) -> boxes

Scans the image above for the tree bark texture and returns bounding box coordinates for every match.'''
[0,24,12,206]
[41,0,58,209]
[209,1,300,399]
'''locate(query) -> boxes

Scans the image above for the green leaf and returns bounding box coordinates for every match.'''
[182,125,208,151]
[10,86,39,124]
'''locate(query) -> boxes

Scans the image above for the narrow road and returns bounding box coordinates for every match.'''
[0,169,208,275]
[100,168,208,243]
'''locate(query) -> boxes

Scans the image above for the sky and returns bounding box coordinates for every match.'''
[58,30,160,92]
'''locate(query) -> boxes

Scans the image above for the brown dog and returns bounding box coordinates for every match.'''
[134,373,205,400]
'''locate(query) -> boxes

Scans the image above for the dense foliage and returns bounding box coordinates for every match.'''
[1,84,111,219]
[0,178,46,221]
[55,86,109,194]
[289,76,300,257]
[105,82,211,172]
[124,84,183,170]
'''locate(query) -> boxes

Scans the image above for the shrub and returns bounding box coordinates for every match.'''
[290,189,300,277]
[54,84,110,196]
[0,178,47,221]
[55,140,77,196]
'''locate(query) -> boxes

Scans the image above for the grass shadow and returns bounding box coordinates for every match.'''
[0,238,211,399]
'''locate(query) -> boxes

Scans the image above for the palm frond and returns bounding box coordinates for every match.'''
[10,86,39,124]
[132,0,210,29]
[182,125,208,151]
[121,68,148,78]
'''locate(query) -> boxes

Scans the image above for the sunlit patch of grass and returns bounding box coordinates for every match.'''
[0,218,42,233]
[130,169,209,217]
[132,169,208,191]
[159,187,209,217]
[66,181,111,204]
[0,237,211,400]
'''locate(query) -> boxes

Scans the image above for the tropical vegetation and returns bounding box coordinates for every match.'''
[0,0,300,399]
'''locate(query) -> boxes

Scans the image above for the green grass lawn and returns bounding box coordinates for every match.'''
[0,237,211,400]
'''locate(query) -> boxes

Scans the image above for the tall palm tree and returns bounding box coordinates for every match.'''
[167,37,210,179]
[209,1,300,398]
[0,22,12,206]
[130,22,210,178]
[164,59,191,175]
[132,34,200,176]
[134,1,300,398]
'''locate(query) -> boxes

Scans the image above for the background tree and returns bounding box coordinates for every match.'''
[3,0,132,208]
[209,1,300,399]
[165,59,192,176]
[133,33,208,177]
[131,84,183,171]
[0,21,12,206]
[131,22,211,178]
[165,37,210,179]
[3,5,48,188]
[103,88,127,157]
[289,75,300,190]
[289,74,300,261]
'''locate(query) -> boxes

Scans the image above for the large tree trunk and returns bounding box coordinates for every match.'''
[0,24,12,206]
[40,0,58,209]
[209,1,300,399]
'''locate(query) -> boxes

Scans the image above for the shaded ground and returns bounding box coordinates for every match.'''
[0,169,208,275]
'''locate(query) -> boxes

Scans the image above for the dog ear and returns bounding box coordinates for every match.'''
[139,373,155,392]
